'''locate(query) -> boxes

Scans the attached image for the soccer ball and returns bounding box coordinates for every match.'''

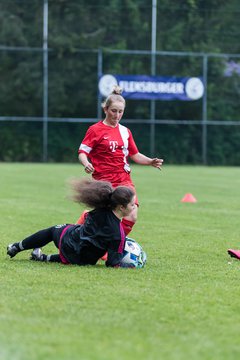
[121,238,147,268]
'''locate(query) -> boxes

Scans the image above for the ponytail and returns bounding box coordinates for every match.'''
[69,178,134,210]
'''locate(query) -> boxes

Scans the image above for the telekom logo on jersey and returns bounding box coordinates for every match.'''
[109,141,118,152]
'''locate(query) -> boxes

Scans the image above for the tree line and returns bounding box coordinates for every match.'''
[0,0,239,164]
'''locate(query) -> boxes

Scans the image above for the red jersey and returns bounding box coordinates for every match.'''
[78,121,139,187]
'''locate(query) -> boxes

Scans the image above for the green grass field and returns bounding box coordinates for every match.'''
[1,163,240,360]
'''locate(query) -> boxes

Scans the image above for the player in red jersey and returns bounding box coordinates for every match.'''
[78,86,163,236]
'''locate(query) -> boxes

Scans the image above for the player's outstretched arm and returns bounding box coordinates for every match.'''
[130,152,163,170]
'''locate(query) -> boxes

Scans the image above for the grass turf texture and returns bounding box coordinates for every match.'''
[1,163,240,360]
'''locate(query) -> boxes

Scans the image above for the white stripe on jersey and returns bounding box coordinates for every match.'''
[118,124,129,157]
[118,124,131,173]
[79,143,92,154]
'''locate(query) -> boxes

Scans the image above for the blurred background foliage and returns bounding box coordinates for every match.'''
[0,0,239,164]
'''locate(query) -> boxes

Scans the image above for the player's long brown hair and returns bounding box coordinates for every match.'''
[70,177,134,210]
[101,86,126,109]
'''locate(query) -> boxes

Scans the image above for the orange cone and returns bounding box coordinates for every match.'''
[181,193,197,203]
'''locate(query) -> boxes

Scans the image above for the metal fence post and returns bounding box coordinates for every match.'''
[43,0,48,162]
[202,54,208,164]
[97,48,103,120]
[150,0,157,157]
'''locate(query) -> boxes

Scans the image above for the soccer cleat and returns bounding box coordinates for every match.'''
[101,252,108,261]
[7,244,19,258]
[228,249,240,260]
[30,248,43,261]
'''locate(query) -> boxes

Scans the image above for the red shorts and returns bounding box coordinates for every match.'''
[93,172,139,206]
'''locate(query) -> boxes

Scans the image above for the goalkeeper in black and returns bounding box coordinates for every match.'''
[7,178,136,268]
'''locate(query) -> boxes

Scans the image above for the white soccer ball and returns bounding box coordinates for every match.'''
[121,238,147,268]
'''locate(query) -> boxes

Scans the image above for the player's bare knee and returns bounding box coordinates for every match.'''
[130,213,137,223]
[127,211,137,223]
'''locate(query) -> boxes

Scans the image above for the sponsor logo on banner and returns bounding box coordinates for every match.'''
[98,74,204,101]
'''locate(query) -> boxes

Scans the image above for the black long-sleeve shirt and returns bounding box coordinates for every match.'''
[60,208,126,267]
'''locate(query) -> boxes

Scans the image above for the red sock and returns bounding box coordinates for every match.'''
[121,218,135,236]
[76,210,89,225]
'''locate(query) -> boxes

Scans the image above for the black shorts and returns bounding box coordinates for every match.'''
[51,224,71,249]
